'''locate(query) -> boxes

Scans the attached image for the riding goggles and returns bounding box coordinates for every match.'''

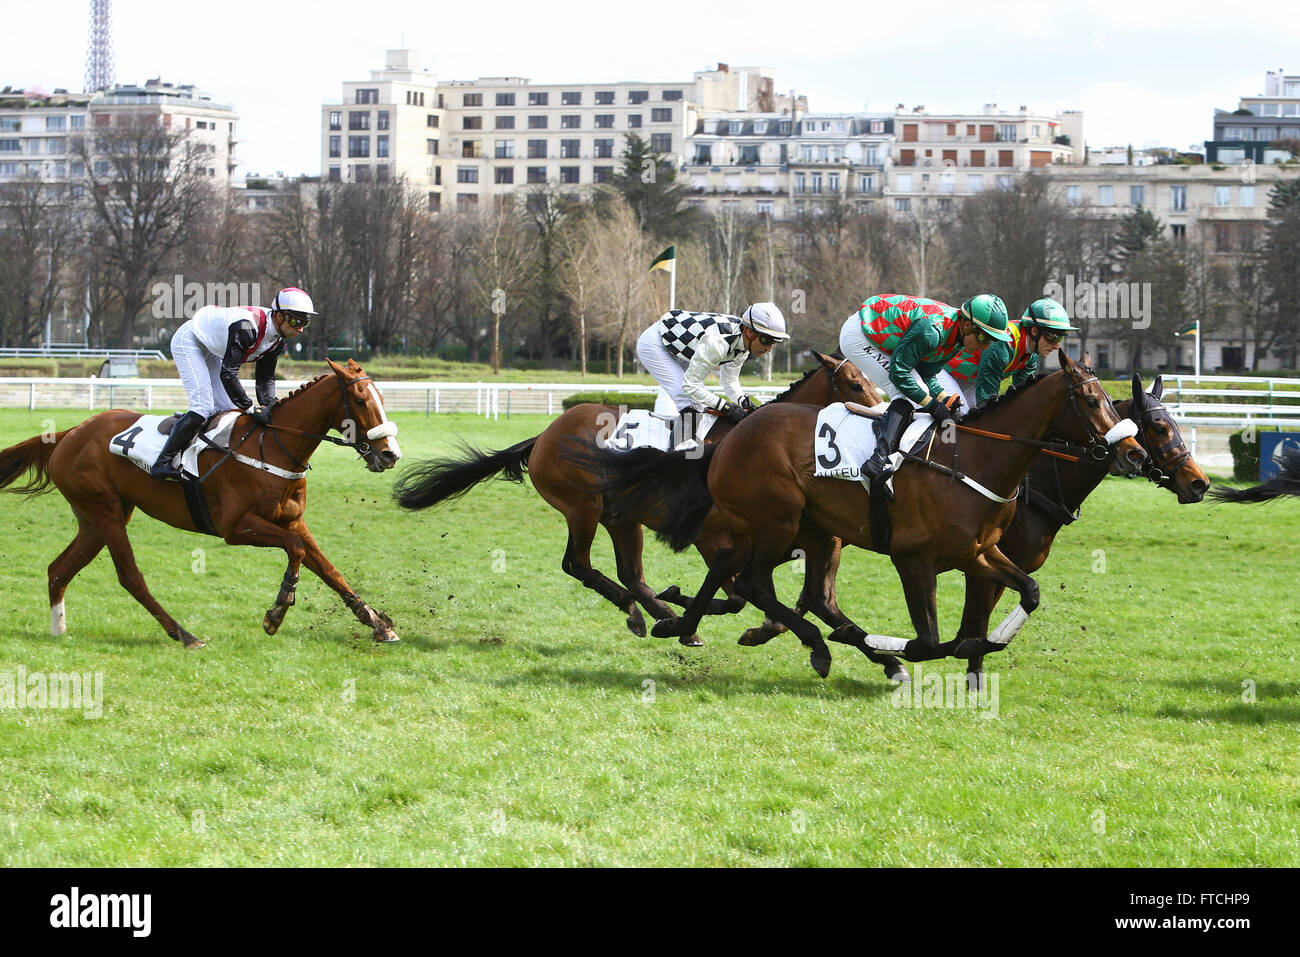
[756,333,779,347]
[282,311,313,329]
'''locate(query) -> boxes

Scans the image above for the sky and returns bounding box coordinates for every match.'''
[7,0,1300,179]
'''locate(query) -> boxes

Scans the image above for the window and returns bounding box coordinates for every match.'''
[968,173,984,193]
[45,116,65,131]
[662,90,683,101]
[70,115,85,130]
[527,166,547,183]
[1098,185,1114,205]
[428,192,440,212]
[999,124,1016,141]
[377,111,390,130]
[328,135,341,158]
[795,172,806,194]
[810,173,823,194]
[561,115,581,129]
[970,149,985,167]
[328,165,340,182]
[594,138,614,158]
[1223,126,1243,140]
[495,140,514,158]
[376,165,390,182]
[354,165,371,182]
[1240,185,1256,205]
[434,168,441,185]
[895,198,911,212]
[593,166,613,183]
[495,116,515,130]
[495,167,514,184]
[427,139,438,155]
[1130,185,1145,206]
[463,116,483,130]
[1215,186,1231,206]
[895,173,913,192]
[650,133,671,152]
[628,90,649,104]
[462,141,482,158]
[595,91,615,105]
[528,92,549,106]
[329,111,341,130]
[496,93,515,107]
[560,166,580,184]
[1170,223,1186,240]
[427,114,439,128]
[463,93,482,107]
[1171,185,1187,212]
[348,136,370,157]
[628,115,642,128]
[1032,124,1041,137]
[457,167,479,183]
[528,115,548,129]
[560,139,580,158]
[938,198,953,211]
[527,139,547,158]
[757,199,773,216]
[405,90,426,106]
[735,145,758,165]
[561,91,581,105]
[859,174,874,193]
[1066,184,1081,206]
[457,193,478,209]
[651,108,672,123]
[349,112,370,130]
[996,174,1012,191]
[870,121,884,134]
[828,172,839,192]
[594,114,614,129]
[355,88,378,104]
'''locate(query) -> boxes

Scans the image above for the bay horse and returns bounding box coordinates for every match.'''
[392,353,893,653]
[739,373,1210,685]
[587,351,1147,677]
[0,359,402,649]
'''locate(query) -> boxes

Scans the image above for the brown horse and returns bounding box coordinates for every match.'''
[0,359,402,649]
[740,373,1210,684]
[393,352,887,645]
[589,351,1147,676]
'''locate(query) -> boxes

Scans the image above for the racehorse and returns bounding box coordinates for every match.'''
[586,351,1147,677]
[391,353,890,651]
[0,359,402,649]
[738,373,1209,686]
[1210,448,1300,503]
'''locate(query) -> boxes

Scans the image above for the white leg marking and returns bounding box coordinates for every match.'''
[989,605,1030,646]
[865,634,909,653]
[51,600,66,637]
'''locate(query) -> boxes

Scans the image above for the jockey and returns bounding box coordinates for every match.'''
[838,292,1010,483]
[940,297,1079,413]
[635,302,789,442]
[148,287,315,480]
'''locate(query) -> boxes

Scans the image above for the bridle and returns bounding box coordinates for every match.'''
[1129,395,1192,486]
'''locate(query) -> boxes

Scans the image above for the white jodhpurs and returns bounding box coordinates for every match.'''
[838,315,928,410]
[170,324,240,418]
[636,325,693,412]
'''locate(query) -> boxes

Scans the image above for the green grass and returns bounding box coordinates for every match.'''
[0,409,1296,866]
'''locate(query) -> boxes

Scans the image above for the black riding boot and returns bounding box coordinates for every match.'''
[861,398,914,484]
[148,411,206,480]
[672,408,701,449]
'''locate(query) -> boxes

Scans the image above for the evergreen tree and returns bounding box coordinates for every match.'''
[1262,178,1300,364]
[608,133,699,240]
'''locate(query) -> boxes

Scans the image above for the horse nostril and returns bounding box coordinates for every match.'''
[1127,448,1146,468]
[1191,479,1208,496]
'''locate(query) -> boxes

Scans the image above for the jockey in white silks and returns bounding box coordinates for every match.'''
[149,287,316,480]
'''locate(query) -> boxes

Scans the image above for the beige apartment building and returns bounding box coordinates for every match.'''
[0,80,238,185]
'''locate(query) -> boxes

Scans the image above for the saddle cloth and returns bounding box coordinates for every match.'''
[109,412,241,478]
[812,403,935,483]
[600,407,718,453]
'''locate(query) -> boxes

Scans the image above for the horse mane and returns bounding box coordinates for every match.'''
[960,372,1055,424]
[771,351,844,404]
[278,372,334,404]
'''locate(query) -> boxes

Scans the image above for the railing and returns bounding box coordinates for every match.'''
[0,347,166,360]
[1161,375,1300,428]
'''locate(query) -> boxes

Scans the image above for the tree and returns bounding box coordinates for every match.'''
[521,183,578,362]
[74,113,211,347]
[1261,177,1300,365]
[0,177,78,348]
[608,133,699,240]
[556,206,601,376]
[950,174,1058,313]
[585,197,654,377]
[469,198,538,373]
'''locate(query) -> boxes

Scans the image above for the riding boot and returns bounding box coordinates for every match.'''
[862,398,914,485]
[672,408,701,450]
[148,411,206,481]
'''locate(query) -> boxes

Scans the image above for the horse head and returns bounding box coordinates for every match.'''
[1126,373,1208,503]
[327,359,402,473]
[809,351,885,407]
[1050,350,1147,475]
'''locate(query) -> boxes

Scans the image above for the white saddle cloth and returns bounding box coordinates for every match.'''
[600,406,718,453]
[812,403,935,483]
[109,412,241,478]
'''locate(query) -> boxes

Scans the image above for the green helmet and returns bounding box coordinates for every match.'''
[960,294,1012,343]
[1021,298,1079,333]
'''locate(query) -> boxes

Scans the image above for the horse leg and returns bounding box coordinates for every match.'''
[46,517,105,637]
[955,574,1005,692]
[650,543,750,639]
[606,519,684,639]
[220,512,311,637]
[732,547,834,679]
[559,511,644,637]
[89,503,204,649]
[263,559,302,636]
[283,518,400,643]
[953,547,1039,661]
[854,554,954,663]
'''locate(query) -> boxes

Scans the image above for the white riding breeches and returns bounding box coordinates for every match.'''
[170,325,240,418]
[636,325,693,412]
[838,315,928,409]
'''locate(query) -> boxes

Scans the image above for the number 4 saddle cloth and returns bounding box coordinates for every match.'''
[108,411,242,478]
[812,402,936,486]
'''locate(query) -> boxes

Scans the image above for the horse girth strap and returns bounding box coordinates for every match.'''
[897,449,1020,504]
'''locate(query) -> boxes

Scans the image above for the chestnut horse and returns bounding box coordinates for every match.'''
[393,352,889,648]
[0,359,402,649]
[588,352,1147,677]
[740,373,1210,685]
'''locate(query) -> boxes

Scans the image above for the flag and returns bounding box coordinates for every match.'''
[649,246,676,273]
[1175,323,1198,337]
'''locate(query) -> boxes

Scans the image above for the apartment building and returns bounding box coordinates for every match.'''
[683,111,891,219]
[0,80,238,184]
[1206,69,1300,164]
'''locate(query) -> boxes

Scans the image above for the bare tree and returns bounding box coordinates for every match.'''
[0,177,78,347]
[557,206,601,376]
[469,198,539,373]
[586,197,654,377]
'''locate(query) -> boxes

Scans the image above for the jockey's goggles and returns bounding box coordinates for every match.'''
[755,333,779,347]
[1039,328,1067,343]
[281,311,313,329]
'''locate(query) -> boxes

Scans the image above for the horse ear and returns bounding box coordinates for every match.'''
[811,350,829,367]
[327,358,346,376]
[1151,375,1164,400]
[346,358,363,371]
[1131,372,1143,403]
[1057,349,1071,370]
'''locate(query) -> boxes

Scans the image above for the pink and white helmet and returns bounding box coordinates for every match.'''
[271,287,317,316]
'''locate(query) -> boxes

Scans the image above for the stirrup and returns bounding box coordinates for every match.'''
[149,459,183,481]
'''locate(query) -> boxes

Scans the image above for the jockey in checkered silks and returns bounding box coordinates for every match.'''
[148,287,316,480]
[635,303,790,444]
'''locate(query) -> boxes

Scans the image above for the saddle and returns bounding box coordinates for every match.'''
[157,411,228,435]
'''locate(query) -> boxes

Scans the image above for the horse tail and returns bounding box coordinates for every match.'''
[1210,448,1300,504]
[0,433,62,499]
[393,437,537,511]
[562,438,718,552]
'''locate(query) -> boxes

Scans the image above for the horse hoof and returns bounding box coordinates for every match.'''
[679,634,704,647]
[263,609,284,636]
[374,630,401,643]
[966,671,986,694]
[651,619,685,639]
[737,628,773,647]
[180,632,205,650]
[887,666,911,684]
[626,615,647,638]
[656,585,683,606]
[810,653,831,679]
[828,623,865,645]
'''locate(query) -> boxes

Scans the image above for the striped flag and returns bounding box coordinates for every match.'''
[649,246,676,273]
[1175,323,1198,337]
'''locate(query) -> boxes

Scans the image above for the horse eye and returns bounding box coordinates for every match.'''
[1087,397,1099,408]
[851,382,863,392]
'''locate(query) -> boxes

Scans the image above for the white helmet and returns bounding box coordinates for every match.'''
[741,302,790,341]
[271,287,317,317]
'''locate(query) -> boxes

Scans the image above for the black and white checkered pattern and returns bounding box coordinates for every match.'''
[658,310,745,361]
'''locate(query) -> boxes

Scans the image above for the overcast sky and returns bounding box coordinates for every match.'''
[8,0,1299,178]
